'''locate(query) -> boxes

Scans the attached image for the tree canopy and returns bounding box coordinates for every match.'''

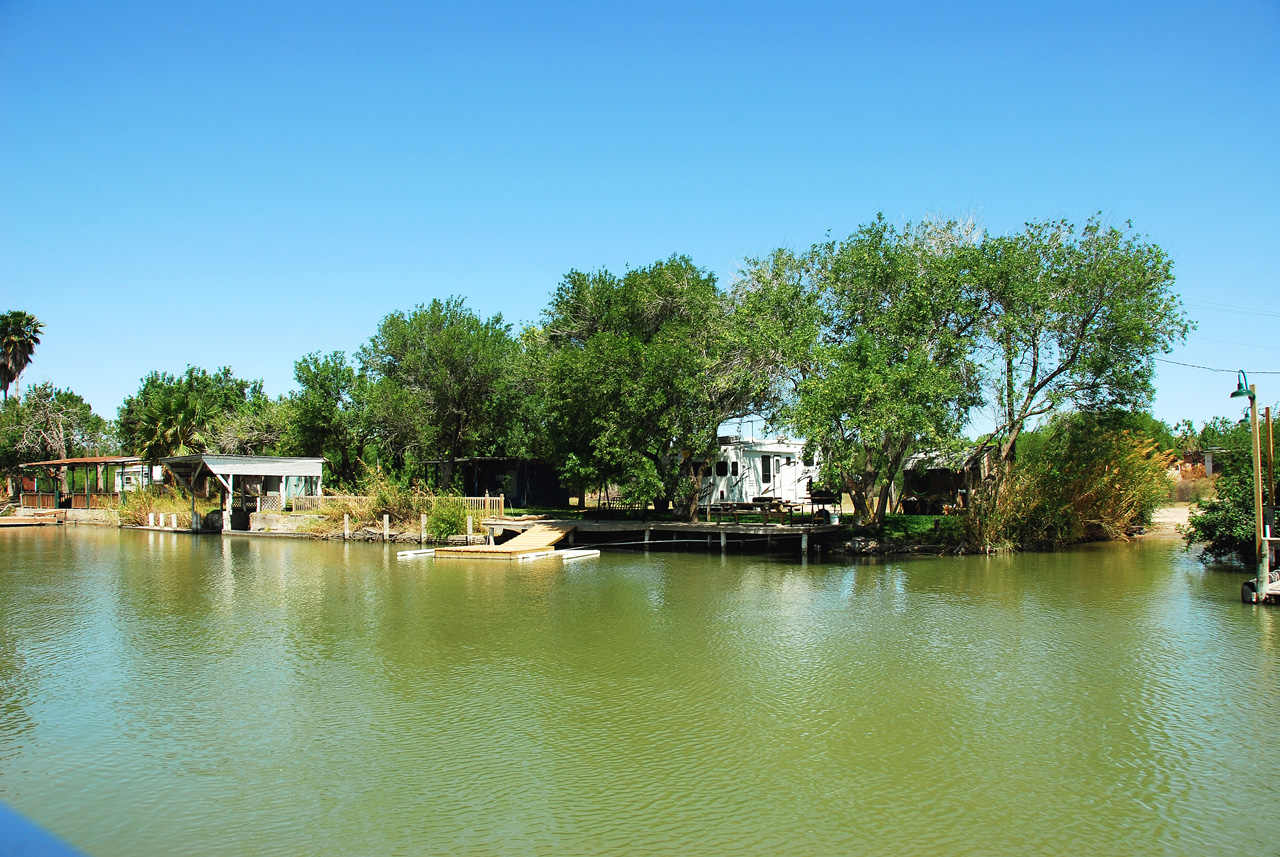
[358,297,515,489]
[533,255,792,517]
[7,212,1193,544]
[972,216,1189,468]
[749,216,985,523]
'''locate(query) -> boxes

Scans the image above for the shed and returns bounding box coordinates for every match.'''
[424,457,568,509]
[17,456,148,509]
[161,454,324,531]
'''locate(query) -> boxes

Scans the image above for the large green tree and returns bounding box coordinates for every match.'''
[359,297,516,489]
[0,384,112,493]
[0,311,45,401]
[535,255,793,519]
[286,351,363,485]
[753,216,986,524]
[970,216,1190,471]
[117,366,263,458]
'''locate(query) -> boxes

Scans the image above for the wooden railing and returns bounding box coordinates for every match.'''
[461,495,505,518]
[291,495,362,512]
[71,493,121,509]
[20,493,56,509]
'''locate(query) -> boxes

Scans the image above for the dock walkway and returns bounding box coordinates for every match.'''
[483,518,840,554]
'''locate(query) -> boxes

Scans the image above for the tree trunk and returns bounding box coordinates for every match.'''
[682,460,708,523]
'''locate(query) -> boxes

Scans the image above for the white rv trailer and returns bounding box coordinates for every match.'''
[701,436,821,505]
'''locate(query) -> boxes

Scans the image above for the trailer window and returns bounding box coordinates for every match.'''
[730,461,739,477]
[715,461,728,477]
[761,455,771,484]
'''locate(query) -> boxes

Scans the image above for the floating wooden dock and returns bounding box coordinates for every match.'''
[0,518,59,527]
[435,524,577,560]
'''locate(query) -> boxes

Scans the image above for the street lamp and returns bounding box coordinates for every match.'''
[1231,371,1268,603]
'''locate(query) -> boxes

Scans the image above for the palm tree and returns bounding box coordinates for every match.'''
[138,389,214,460]
[0,311,45,401]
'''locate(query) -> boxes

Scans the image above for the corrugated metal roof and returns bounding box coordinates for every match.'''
[161,454,324,478]
[20,456,143,467]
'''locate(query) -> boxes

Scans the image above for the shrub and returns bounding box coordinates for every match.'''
[111,487,220,528]
[974,413,1175,549]
[302,470,472,539]
[1183,468,1255,564]
[425,495,469,540]
[1172,476,1215,503]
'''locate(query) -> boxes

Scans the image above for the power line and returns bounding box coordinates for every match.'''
[1186,300,1280,320]
[1190,335,1280,353]
[1155,357,1280,374]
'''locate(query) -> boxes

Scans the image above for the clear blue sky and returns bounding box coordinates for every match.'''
[2,1,1277,431]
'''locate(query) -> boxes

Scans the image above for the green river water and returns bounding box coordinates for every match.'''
[1,526,1278,856]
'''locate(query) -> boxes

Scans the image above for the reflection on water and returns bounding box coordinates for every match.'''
[1,528,1279,856]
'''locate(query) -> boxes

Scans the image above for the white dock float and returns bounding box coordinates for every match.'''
[555,549,601,561]
[517,548,601,562]
[398,546,599,562]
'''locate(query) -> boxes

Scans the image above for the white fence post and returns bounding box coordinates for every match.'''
[169,514,177,529]
[148,513,155,528]
[383,514,389,542]
[421,513,427,545]
[344,513,350,540]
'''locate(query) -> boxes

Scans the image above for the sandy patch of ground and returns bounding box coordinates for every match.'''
[1150,503,1192,533]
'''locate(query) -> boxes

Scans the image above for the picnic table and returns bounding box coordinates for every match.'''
[709,498,800,526]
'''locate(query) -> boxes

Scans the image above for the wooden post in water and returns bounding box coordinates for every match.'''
[344,513,350,540]
[1268,407,1275,512]
[383,514,390,542]
[421,513,427,545]
[1250,388,1267,599]
[801,533,808,555]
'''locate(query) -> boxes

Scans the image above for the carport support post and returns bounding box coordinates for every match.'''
[223,475,231,532]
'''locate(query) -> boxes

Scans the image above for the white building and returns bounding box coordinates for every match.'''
[701,436,821,505]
